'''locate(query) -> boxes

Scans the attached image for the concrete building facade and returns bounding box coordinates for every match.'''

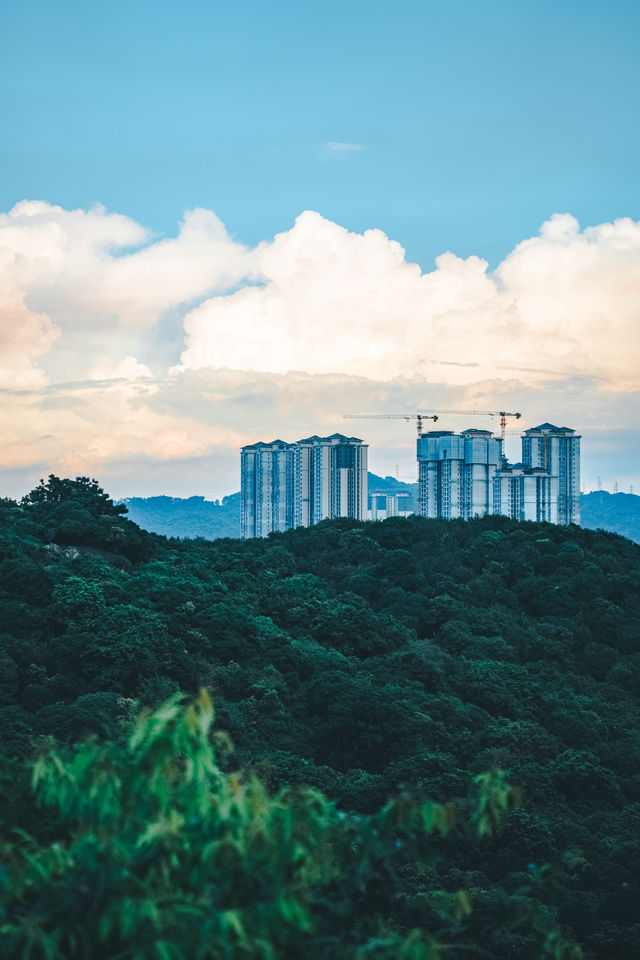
[240,440,296,539]
[417,429,502,519]
[294,434,368,527]
[368,491,414,521]
[242,433,367,537]
[493,465,558,523]
[521,423,581,525]
[417,422,580,526]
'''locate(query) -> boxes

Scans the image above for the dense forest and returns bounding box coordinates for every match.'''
[1,476,640,958]
[123,482,640,543]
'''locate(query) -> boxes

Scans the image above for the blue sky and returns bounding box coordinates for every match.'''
[1,0,639,499]
[3,0,639,266]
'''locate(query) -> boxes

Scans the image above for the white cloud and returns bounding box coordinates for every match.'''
[0,201,638,498]
[0,200,251,382]
[0,212,62,387]
[176,209,640,391]
[0,281,59,388]
[0,201,249,318]
[496,213,640,390]
[324,141,365,153]
[0,361,245,482]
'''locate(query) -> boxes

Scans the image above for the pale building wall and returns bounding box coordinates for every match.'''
[241,442,295,538]
[522,426,580,525]
[245,434,368,538]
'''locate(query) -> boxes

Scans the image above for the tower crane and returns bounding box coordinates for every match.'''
[343,413,439,437]
[424,409,522,443]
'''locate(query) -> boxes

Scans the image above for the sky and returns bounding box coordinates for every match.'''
[1,0,639,499]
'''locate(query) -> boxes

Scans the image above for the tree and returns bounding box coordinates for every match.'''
[22,475,127,518]
[0,693,583,960]
[21,475,152,561]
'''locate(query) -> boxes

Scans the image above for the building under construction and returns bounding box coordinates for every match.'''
[241,420,580,537]
[417,423,580,525]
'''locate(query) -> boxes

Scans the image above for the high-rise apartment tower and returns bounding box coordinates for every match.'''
[521,423,581,525]
[240,440,295,539]
[417,429,502,519]
[417,422,580,525]
[492,464,558,523]
[295,434,368,528]
[241,433,368,537]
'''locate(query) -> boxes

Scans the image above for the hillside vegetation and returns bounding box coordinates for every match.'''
[1,476,640,958]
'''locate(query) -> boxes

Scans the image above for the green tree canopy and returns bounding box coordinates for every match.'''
[0,692,581,960]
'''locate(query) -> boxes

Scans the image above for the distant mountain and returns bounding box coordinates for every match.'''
[581,490,640,544]
[122,482,640,545]
[368,472,419,513]
[122,492,241,540]
[368,472,417,495]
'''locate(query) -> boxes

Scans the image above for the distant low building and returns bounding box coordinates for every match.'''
[369,491,414,521]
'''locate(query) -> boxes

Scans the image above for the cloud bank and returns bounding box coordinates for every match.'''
[0,201,638,498]
[176,210,640,390]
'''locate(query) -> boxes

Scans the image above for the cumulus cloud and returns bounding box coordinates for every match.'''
[1,201,249,317]
[1,200,639,498]
[0,281,59,388]
[0,200,251,381]
[495,214,640,390]
[176,209,640,391]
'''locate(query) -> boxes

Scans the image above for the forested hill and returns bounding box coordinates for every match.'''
[123,483,640,543]
[123,491,241,539]
[581,490,640,544]
[1,476,640,957]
